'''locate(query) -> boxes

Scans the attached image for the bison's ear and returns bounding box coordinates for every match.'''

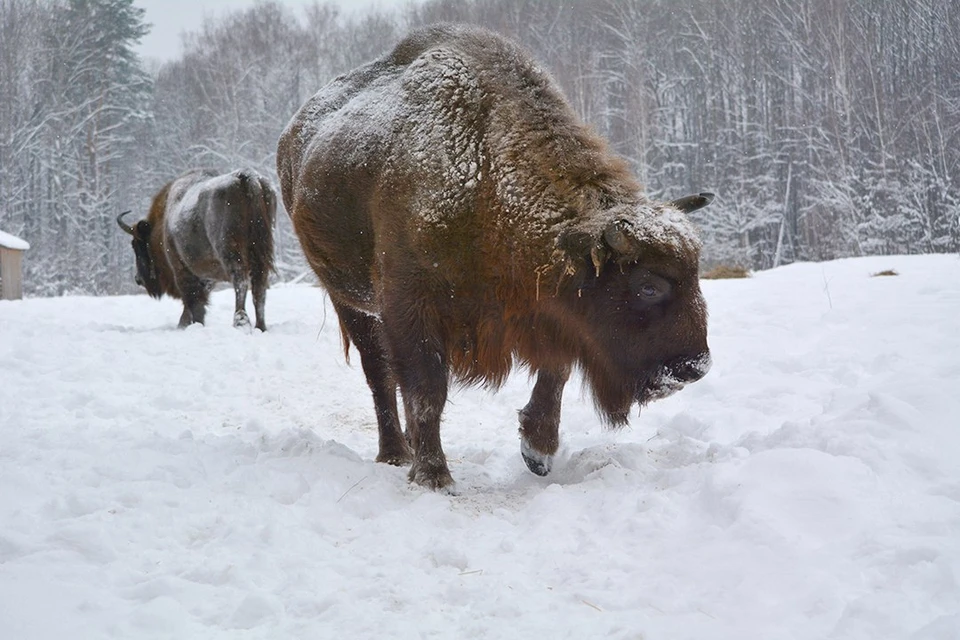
[134,220,151,240]
[670,192,714,214]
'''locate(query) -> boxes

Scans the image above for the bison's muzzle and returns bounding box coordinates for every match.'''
[638,352,712,405]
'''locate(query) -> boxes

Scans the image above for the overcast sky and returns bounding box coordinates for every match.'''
[134,0,413,62]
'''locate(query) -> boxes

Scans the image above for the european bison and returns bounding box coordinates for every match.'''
[277,24,712,490]
[117,168,276,331]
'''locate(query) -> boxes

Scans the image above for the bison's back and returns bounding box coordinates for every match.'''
[278,24,575,309]
[277,23,490,205]
[165,169,276,281]
[277,44,415,310]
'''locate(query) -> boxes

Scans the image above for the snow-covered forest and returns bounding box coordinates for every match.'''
[1,0,959,295]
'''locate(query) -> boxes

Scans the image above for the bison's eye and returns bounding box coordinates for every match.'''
[638,282,659,297]
[629,270,671,306]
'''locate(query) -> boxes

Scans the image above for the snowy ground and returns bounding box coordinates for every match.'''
[1,254,959,640]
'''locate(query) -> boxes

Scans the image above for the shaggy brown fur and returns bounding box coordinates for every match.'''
[278,23,713,489]
[118,168,276,330]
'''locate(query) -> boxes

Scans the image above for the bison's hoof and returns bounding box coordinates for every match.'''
[521,438,553,477]
[233,311,251,328]
[409,460,455,492]
[376,447,414,466]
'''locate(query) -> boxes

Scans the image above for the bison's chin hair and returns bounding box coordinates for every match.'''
[142,279,164,300]
[583,366,639,428]
[587,355,712,427]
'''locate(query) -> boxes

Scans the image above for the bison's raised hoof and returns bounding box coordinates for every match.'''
[409,459,455,492]
[521,438,553,476]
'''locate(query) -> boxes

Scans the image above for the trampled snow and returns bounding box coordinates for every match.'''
[1,254,958,639]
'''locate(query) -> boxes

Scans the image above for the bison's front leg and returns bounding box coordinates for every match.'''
[177,275,210,328]
[519,366,571,476]
[403,389,453,491]
[177,306,194,328]
[383,305,454,491]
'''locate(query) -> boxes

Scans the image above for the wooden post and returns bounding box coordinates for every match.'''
[0,230,30,300]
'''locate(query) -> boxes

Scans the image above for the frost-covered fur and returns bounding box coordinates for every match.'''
[277,23,712,489]
[119,168,277,331]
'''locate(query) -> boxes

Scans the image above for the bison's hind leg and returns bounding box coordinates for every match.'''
[251,267,268,332]
[334,302,413,466]
[229,268,252,329]
[519,366,570,476]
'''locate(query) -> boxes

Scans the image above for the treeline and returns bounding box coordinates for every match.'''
[1,0,958,295]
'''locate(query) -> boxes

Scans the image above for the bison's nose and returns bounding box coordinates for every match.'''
[671,352,712,383]
[135,275,143,286]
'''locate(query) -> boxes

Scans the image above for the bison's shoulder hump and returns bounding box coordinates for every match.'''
[390,23,549,93]
[292,23,551,145]
[388,23,499,66]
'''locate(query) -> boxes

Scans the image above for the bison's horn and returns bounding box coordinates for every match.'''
[603,222,641,261]
[670,192,714,214]
[116,210,135,235]
[590,244,607,277]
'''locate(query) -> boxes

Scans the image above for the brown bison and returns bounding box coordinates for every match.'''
[117,168,276,331]
[277,24,713,490]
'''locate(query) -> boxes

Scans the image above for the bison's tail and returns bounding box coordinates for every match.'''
[238,170,278,283]
[337,315,352,365]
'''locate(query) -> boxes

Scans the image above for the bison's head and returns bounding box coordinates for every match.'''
[117,211,163,299]
[555,193,713,423]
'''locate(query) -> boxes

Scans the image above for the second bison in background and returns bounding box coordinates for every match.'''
[277,23,713,490]
[117,168,277,331]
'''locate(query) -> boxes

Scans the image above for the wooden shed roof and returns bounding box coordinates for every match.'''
[0,230,30,251]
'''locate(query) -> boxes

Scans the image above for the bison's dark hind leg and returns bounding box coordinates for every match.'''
[229,267,252,329]
[177,275,211,328]
[334,303,413,466]
[519,366,570,476]
[251,268,268,332]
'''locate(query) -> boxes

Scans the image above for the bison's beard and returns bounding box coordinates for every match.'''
[141,273,163,300]
[587,353,712,426]
[584,364,643,427]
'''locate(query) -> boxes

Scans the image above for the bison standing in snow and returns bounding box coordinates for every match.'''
[117,168,277,331]
[277,24,713,490]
